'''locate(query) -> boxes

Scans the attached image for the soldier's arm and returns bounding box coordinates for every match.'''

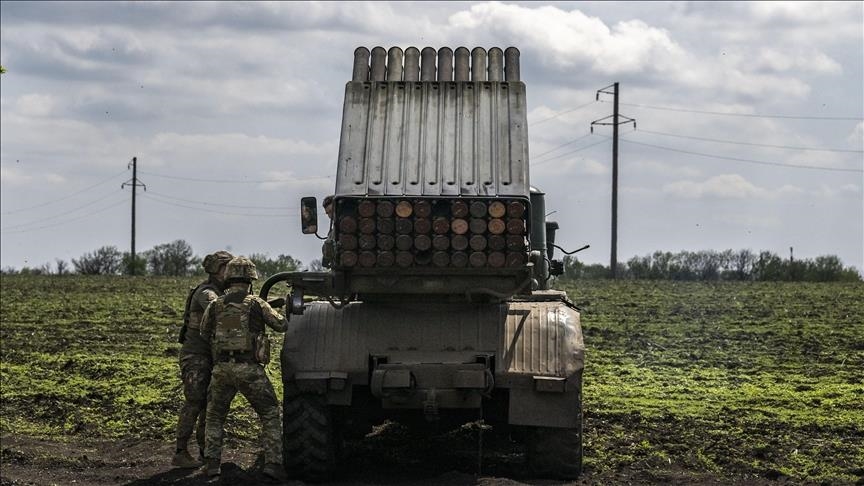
[194,288,220,313]
[257,298,289,332]
[198,302,216,342]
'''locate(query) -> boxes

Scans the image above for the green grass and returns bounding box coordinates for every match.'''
[1,276,862,483]
[0,275,285,443]
[560,280,864,484]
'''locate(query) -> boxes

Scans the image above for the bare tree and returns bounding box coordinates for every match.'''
[249,253,302,278]
[55,259,69,275]
[72,246,123,275]
[145,240,198,276]
[730,249,755,280]
[306,259,324,272]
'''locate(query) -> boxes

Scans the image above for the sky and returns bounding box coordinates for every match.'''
[1,1,862,272]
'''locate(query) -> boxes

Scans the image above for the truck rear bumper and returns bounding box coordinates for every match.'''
[282,293,584,428]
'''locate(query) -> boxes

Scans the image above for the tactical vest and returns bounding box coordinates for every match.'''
[213,294,257,353]
[185,282,220,330]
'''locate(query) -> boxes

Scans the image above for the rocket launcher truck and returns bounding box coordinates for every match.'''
[260,46,585,481]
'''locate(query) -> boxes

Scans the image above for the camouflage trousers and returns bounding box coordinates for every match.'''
[204,361,282,464]
[176,353,212,452]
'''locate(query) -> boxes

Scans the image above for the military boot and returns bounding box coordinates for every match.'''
[171,449,203,468]
[262,463,287,482]
[206,458,221,477]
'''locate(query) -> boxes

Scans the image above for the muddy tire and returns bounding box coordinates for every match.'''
[283,393,338,482]
[525,386,583,479]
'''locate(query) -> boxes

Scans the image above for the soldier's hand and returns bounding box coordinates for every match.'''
[268,297,286,308]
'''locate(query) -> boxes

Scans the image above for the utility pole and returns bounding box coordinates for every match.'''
[591,83,635,279]
[121,157,146,275]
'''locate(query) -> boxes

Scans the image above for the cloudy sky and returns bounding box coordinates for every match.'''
[1,1,862,272]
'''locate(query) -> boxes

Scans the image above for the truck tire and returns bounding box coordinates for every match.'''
[525,388,583,479]
[283,393,338,482]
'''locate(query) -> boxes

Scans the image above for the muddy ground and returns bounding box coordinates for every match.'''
[1,422,792,486]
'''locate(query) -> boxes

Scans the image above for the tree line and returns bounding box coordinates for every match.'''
[1,239,307,277]
[558,249,862,282]
[3,244,859,282]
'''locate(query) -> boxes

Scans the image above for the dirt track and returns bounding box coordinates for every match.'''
[1,431,788,486]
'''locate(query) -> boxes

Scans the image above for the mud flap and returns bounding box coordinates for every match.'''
[507,373,581,428]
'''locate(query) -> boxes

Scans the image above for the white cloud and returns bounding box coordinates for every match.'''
[15,94,56,117]
[571,158,608,175]
[0,112,129,164]
[720,46,841,76]
[630,160,701,178]
[0,167,64,187]
[447,2,686,75]
[444,2,818,100]
[716,212,782,229]
[258,171,334,192]
[748,2,860,24]
[849,122,864,147]
[810,183,862,199]
[1,167,34,185]
[759,48,841,74]
[43,173,67,184]
[535,156,608,176]
[148,132,325,160]
[662,174,804,200]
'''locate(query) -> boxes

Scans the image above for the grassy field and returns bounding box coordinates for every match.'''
[563,280,864,484]
[1,275,862,484]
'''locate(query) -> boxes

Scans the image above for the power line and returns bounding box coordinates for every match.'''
[620,138,864,173]
[532,137,610,167]
[146,190,298,210]
[529,100,597,126]
[532,133,594,160]
[1,169,129,215]
[605,101,863,121]
[1,189,125,231]
[141,193,298,218]
[138,170,332,184]
[637,129,864,153]
[2,195,128,234]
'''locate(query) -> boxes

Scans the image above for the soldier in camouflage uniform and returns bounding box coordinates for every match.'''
[172,250,234,468]
[199,256,289,480]
[321,195,335,268]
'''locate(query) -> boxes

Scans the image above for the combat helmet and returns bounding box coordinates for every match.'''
[202,250,234,274]
[224,256,259,283]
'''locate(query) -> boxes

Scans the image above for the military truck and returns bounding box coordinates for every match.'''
[259,46,585,481]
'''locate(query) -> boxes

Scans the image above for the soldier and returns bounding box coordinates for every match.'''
[172,250,233,468]
[199,256,289,480]
[322,195,336,268]
[323,194,334,220]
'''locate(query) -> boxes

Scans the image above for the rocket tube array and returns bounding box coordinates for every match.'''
[353,46,521,82]
[335,198,528,269]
